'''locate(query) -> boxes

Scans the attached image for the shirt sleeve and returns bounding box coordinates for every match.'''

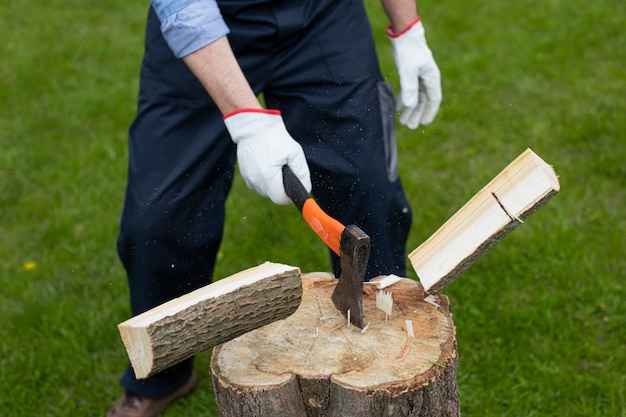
[151,0,230,58]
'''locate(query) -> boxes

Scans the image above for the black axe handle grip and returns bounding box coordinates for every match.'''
[282,165,310,213]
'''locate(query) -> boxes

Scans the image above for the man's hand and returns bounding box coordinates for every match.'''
[183,38,310,205]
[224,109,312,205]
[387,18,442,129]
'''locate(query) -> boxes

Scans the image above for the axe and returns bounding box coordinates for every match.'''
[282,165,370,328]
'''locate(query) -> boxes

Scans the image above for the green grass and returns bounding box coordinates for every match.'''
[1,0,624,416]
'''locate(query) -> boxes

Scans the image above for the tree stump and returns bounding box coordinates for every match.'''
[210,273,459,417]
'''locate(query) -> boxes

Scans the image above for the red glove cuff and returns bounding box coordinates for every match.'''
[223,108,281,120]
[386,16,421,38]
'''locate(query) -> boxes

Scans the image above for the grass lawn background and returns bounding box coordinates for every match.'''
[1,0,624,416]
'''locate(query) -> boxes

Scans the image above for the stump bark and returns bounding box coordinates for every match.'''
[211,273,459,417]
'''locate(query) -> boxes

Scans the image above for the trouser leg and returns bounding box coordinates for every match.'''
[263,0,412,278]
[116,8,235,398]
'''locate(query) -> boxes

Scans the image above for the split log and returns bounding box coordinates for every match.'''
[117,262,302,379]
[409,148,560,294]
[211,273,459,417]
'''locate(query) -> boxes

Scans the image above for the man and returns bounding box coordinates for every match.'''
[108,0,441,415]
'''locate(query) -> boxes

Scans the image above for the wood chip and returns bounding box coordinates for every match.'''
[376,290,393,317]
[405,320,414,338]
[360,321,371,334]
[366,274,403,290]
[424,295,440,308]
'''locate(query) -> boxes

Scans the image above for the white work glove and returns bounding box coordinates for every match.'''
[223,109,312,205]
[387,18,442,129]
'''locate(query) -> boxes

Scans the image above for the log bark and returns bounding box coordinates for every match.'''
[211,273,459,417]
[409,148,560,294]
[117,262,302,379]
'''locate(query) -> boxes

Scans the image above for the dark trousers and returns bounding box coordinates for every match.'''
[117,0,412,398]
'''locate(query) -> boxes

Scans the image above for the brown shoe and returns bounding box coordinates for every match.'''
[107,372,197,417]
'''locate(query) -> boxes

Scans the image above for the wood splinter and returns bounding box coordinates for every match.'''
[405,319,415,338]
[376,289,393,321]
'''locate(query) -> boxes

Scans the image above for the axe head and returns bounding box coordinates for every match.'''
[331,224,370,328]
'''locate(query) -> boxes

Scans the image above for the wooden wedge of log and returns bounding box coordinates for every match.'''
[117,262,302,379]
[211,273,459,417]
[409,148,560,294]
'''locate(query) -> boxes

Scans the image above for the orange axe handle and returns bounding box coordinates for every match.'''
[282,165,344,256]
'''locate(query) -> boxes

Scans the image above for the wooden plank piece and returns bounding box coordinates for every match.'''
[409,148,559,294]
[117,262,302,379]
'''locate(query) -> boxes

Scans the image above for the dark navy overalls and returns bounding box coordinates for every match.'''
[117,0,412,397]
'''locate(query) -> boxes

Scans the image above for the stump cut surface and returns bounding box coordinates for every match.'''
[211,273,459,417]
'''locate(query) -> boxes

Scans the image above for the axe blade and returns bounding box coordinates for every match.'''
[331,224,370,328]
